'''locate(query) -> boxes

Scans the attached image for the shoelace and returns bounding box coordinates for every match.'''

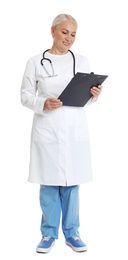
[72,236,81,241]
[42,236,51,241]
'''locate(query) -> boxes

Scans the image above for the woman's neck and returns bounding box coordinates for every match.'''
[48,47,68,55]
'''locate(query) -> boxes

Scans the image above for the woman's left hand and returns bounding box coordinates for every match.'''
[90,85,102,97]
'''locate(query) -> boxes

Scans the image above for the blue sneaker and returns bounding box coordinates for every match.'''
[36,236,55,253]
[66,236,87,252]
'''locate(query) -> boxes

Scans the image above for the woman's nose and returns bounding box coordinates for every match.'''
[65,34,70,41]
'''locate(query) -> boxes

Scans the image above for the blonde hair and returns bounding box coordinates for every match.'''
[52,14,77,28]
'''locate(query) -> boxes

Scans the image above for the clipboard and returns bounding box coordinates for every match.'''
[58,72,108,107]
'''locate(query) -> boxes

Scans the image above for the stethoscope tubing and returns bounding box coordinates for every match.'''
[41,49,52,65]
[40,49,76,77]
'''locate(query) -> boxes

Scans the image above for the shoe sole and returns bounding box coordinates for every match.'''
[36,241,55,253]
[66,241,88,252]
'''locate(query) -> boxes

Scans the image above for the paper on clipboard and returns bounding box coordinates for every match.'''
[58,72,108,107]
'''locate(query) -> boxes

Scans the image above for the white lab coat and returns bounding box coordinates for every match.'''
[21,51,96,186]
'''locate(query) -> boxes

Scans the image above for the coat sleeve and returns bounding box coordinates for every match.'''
[20,58,46,115]
[87,96,98,105]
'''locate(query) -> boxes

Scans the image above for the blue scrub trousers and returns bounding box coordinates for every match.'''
[39,185,80,239]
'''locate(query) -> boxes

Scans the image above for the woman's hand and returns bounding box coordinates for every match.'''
[44,98,63,110]
[90,85,102,97]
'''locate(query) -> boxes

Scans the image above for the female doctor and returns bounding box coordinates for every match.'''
[21,14,102,253]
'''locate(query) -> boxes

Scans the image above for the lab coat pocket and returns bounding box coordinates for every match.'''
[75,111,89,142]
[32,117,54,143]
[32,114,60,143]
[32,126,53,143]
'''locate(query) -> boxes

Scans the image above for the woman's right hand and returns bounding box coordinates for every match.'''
[44,98,63,110]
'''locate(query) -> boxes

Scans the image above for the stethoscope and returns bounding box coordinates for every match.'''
[40,49,76,77]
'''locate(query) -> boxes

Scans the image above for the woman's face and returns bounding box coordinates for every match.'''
[51,20,77,54]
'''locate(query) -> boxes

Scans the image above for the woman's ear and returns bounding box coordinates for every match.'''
[51,26,55,38]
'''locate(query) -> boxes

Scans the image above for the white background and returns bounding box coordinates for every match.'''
[0,0,128,259]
